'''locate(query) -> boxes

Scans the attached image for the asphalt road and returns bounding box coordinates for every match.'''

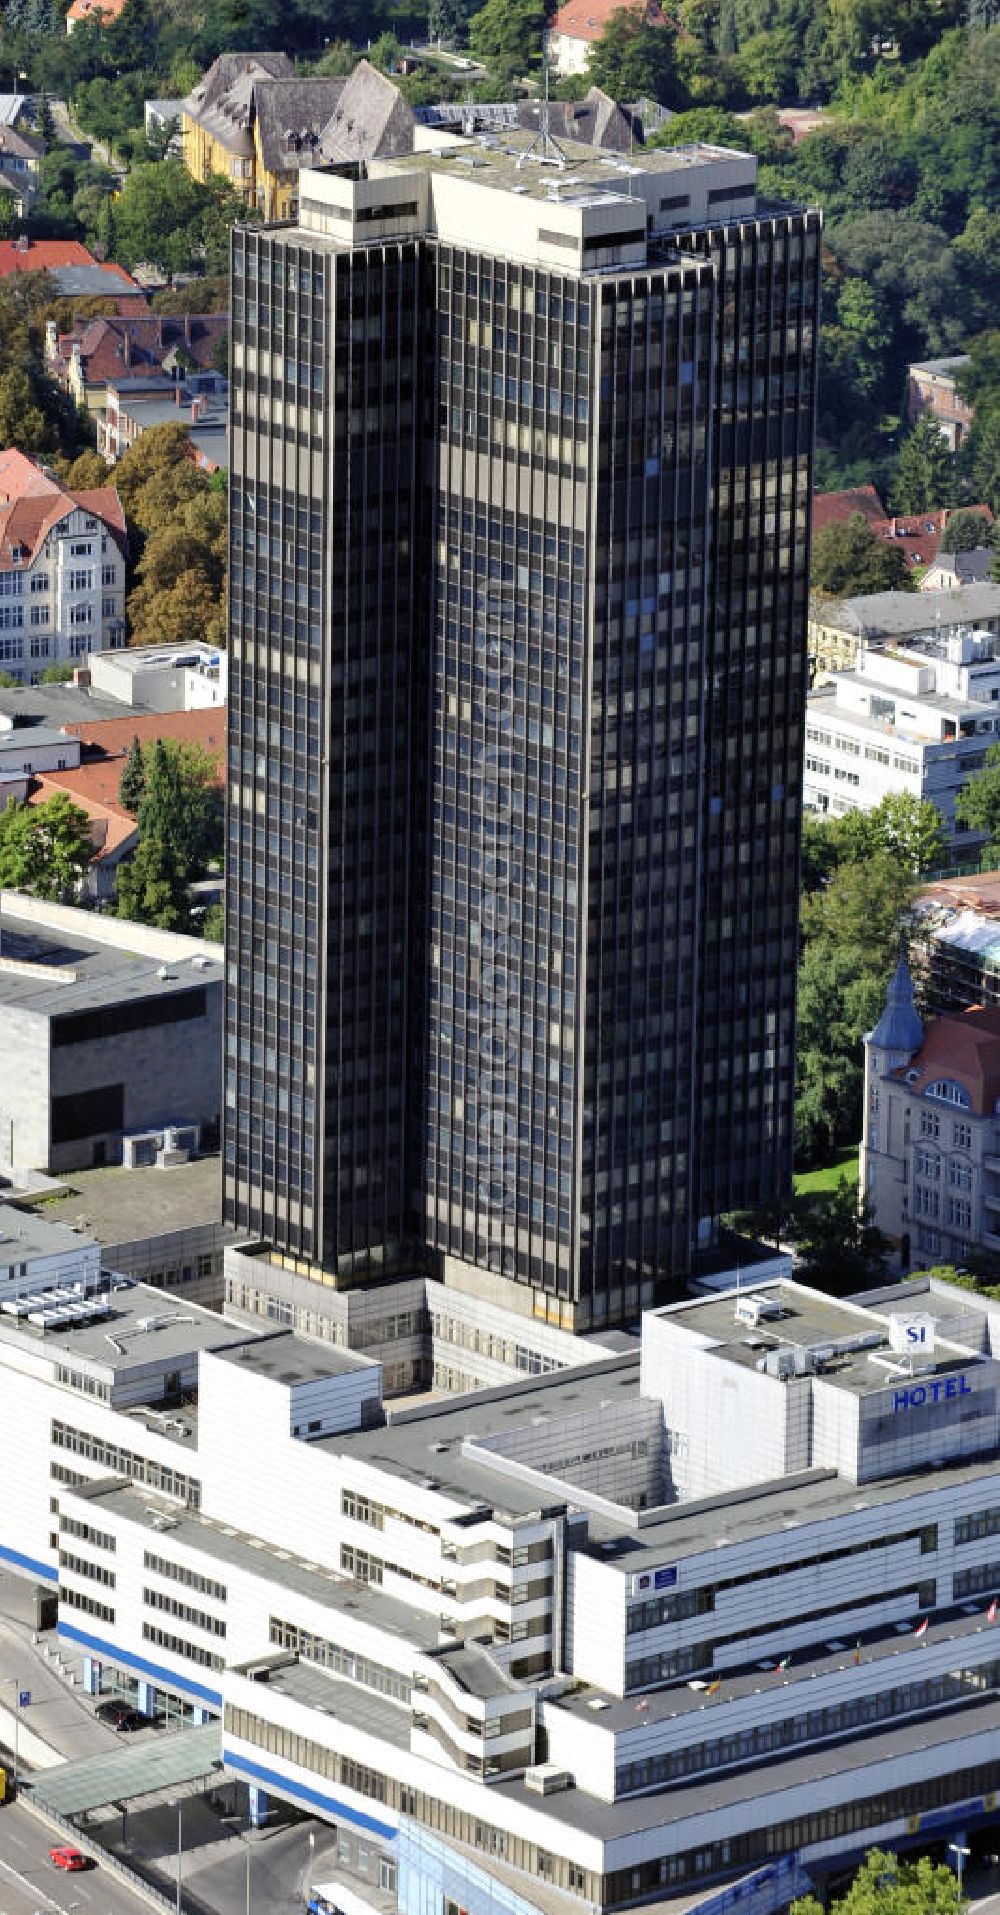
[0,1800,153,1915]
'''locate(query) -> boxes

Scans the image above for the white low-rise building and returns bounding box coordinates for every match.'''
[3,1229,1000,1914]
[87,641,227,712]
[804,630,1000,839]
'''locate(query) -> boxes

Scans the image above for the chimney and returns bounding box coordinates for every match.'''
[122,328,130,369]
[175,383,182,406]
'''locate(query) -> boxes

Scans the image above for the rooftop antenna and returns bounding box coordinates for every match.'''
[518,49,568,168]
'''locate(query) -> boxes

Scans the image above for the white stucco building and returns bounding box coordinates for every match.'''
[804,630,1000,840]
[0,449,126,682]
[2,1217,1000,1915]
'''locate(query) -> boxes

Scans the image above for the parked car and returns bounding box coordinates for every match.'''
[50,1846,90,1871]
[95,1698,150,1731]
[95,1698,134,1725]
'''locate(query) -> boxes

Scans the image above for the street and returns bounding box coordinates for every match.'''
[0,1799,153,1915]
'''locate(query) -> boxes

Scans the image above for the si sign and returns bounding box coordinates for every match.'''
[893,1375,972,1412]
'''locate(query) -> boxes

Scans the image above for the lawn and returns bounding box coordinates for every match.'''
[794,1145,860,1197]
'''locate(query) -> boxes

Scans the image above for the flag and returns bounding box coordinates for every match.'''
[706,1677,722,1696]
[774,1655,790,1672]
[989,1599,998,1624]
[854,1641,862,1666]
[914,1617,928,1638]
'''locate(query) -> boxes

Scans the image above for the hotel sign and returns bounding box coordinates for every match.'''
[893,1375,972,1412]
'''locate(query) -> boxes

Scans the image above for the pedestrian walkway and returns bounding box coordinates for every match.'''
[0,1606,120,1770]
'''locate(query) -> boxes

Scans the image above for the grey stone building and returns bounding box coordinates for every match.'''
[0,894,221,1174]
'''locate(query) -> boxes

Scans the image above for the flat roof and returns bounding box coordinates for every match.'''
[0,681,148,727]
[39,1155,224,1250]
[244,1660,408,1749]
[0,1199,98,1263]
[554,1599,1000,1733]
[72,1480,442,1649]
[495,1690,1000,1840]
[30,1721,222,1816]
[364,132,753,204]
[212,1328,377,1386]
[0,904,223,1019]
[331,1355,642,1520]
[583,1450,1000,1571]
[0,1278,239,1376]
[664,1279,977,1400]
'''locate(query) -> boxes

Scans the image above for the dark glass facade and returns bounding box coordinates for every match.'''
[225,188,820,1324]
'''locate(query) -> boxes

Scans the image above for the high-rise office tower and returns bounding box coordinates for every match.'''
[225,135,820,1330]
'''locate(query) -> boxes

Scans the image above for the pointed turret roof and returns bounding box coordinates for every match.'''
[869,958,924,1054]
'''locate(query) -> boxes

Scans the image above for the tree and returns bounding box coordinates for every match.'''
[955,739,1000,848]
[792,1847,962,1915]
[857,792,946,873]
[111,161,208,276]
[588,6,681,102]
[116,833,190,930]
[893,412,957,513]
[939,505,994,550]
[118,735,146,814]
[467,0,545,74]
[0,793,93,900]
[137,738,224,879]
[796,848,916,1163]
[791,1179,890,1293]
[39,662,75,683]
[811,512,913,595]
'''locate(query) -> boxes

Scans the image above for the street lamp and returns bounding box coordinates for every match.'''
[169,1798,182,1915]
[948,1842,971,1903]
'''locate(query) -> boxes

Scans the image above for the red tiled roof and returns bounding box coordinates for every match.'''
[67,0,128,18]
[550,0,667,39]
[0,454,125,567]
[892,1006,1000,1116]
[28,774,137,866]
[0,448,60,501]
[55,312,228,388]
[0,239,139,289]
[62,707,227,780]
[811,486,885,533]
[811,493,994,572]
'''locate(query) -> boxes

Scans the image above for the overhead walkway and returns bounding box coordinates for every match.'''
[28,1721,221,1816]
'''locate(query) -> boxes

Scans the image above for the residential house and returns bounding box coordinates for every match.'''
[811,487,993,580]
[804,628,1000,841]
[545,0,671,75]
[100,374,227,470]
[0,237,143,306]
[66,0,128,29]
[413,88,639,150]
[0,102,43,215]
[26,705,225,901]
[0,450,126,683]
[862,960,1000,1270]
[47,310,228,414]
[182,56,414,220]
[921,547,996,593]
[908,355,974,451]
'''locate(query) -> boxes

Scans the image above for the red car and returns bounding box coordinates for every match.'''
[49,1846,90,1871]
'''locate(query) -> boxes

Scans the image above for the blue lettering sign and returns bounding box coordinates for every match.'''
[654,1566,678,1591]
[893,1375,972,1413]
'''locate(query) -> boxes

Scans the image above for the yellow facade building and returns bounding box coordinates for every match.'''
[182,56,415,222]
